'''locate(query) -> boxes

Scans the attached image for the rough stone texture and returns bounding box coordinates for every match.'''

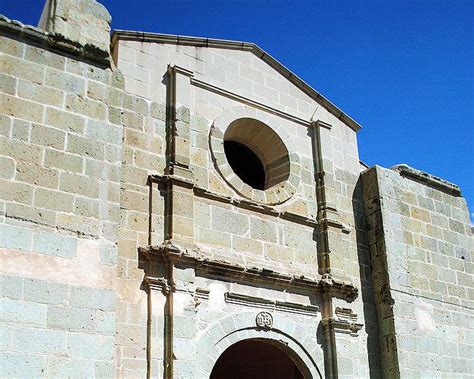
[0,6,122,375]
[362,166,473,378]
[38,0,111,53]
[1,2,472,378]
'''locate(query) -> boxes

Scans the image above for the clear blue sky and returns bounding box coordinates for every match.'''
[3,0,473,221]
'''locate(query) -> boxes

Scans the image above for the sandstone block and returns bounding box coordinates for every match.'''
[30,123,66,150]
[56,213,101,237]
[45,67,86,96]
[0,73,17,95]
[0,275,23,300]
[14,327,66,354]
[0,298,47,327]
[0,93,44,123]
[0,36,25,57]
[0,352,45,377]
[250,216,278,243]
[33,231,77,259]
[0,156,15,179]
[47,306,95,333]
[44,149,84,173]
[18,80,64,107]
[24,45,65,70]
[65,94,107,120]
[85,119,122,146]
[95,311,116,335]
[199,227,231,248]
[45,107,85,134]
[34,188,74,213]
[67,333,114,360]
[0,54,44,84]
[45,356,94,378]
[211,206,249,235]
[15,161,59,190]
[67,133,104,160]
[0,179,33,205]
[70,286,115,311]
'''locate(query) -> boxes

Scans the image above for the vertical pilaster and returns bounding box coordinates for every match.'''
[164,66,195,246]
[310,120,339,378]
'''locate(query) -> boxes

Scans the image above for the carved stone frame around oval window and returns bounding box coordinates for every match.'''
[209,106,301,205]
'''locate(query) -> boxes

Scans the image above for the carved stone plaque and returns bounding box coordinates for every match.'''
[256,311,273,329]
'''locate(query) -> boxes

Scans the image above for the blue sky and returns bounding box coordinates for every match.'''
[3,0,473,220]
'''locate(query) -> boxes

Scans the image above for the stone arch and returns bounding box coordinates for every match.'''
[194,311,323,378]
[209,105,301,205]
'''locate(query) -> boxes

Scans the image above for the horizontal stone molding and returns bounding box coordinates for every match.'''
[334,307,364,336]
[191,77,310,127]
[391,164,462,197]
[149,174,319,228]
[225,291,320,316]
[139,241,359,302]
[0,15,110,68]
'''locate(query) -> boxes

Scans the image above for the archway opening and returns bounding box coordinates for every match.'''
[210,339,304,379]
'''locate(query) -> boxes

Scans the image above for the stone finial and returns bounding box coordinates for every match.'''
[38,0,111,53]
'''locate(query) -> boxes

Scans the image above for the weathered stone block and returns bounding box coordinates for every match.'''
[67,333,114,360]
[15,161,59,189]
[44,149,84,173]
[30,123,66,150]
[32,231,77,258]
[18,79,64,107]
[0,299,47,327]
[211,206,249,235]
[0,156,15,179]
[45,356,95,378]
[0,224,32,251]
[0,93,44,123]
[0,352,46,377]
[70,286,115,311]
[45,107,85,134]
[67,133,104,160]
[47,306,95,332]
[0,275,23,300]
[59,172,100,198]
[0,54,44,84]
[0,73,17,95]
[14,327,66,354]
[65,94,107,120]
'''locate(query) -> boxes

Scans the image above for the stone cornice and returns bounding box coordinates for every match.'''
[111,30,362,133]
[391,164,462,197]
[0,15,110,68]
[139,241,359,302]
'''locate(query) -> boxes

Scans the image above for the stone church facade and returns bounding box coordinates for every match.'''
[0,0,472,378]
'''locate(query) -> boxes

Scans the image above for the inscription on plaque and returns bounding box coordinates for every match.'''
[256,311,273,329]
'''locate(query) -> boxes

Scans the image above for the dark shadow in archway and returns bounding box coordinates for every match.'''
[211,339,305,379]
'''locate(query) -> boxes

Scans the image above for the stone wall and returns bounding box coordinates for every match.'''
[0,9,124,376]
[362,165,473,377]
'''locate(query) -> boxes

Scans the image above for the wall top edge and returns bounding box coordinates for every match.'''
[112,29,363,133]
[0,14,110,68]
[391,164,462,197]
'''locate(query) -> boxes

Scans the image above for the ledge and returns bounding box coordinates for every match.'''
[0,15,110,68]
[139,241,359,302]
[391,164,461,197]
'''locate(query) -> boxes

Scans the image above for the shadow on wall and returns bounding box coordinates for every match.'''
[352,176,382,378]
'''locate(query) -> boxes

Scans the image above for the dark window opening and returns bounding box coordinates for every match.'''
[224,140,265,190]
[211,339,304,379]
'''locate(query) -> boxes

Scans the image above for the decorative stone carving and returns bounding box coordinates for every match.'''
[256,311,273,329]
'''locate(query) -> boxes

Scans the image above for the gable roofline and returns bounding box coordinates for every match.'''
[112,30,362,132]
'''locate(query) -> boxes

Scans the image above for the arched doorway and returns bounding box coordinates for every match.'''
[210,339,305,379]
